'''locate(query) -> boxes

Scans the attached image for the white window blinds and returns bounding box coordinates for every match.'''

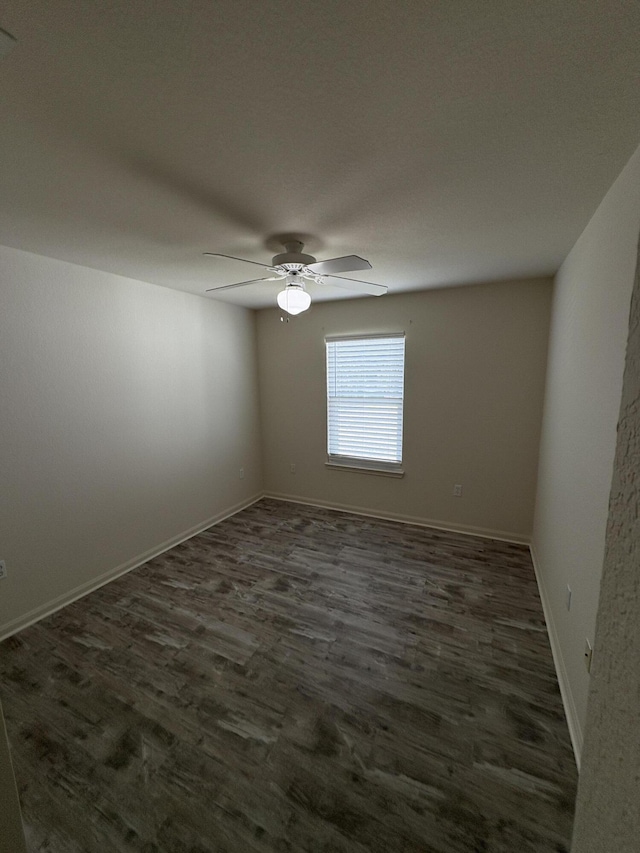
[326,334,405,469]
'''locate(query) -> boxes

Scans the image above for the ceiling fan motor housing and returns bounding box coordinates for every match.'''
[271,240,316,268]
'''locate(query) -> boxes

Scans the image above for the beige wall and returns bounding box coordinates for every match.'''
[0,245,263,638]
[532,143,640,764]
[257,279,552,541]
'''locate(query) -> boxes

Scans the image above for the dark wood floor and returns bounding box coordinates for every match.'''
[0,499,577,852]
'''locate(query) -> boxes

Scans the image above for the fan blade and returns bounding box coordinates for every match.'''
[204,252,271,270]
[205,277,277,292]
[306,255,372,276]
[322,274,387,296]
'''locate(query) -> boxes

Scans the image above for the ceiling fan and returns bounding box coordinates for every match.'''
[203,235,387,315]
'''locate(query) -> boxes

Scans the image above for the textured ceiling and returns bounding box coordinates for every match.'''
[1,1,640,308]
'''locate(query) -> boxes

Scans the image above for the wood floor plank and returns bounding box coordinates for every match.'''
[0,499,577,852]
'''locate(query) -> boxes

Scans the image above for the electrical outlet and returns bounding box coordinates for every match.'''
[0,560,6,580]
[290,463,296,474]
[453,484,462,497]
[239,468,245,480]
[566,585,572,611]
[584,638,593,673]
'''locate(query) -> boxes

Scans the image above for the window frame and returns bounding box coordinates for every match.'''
[325,332,406,476]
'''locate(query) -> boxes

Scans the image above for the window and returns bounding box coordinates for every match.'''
[326,333,405,473]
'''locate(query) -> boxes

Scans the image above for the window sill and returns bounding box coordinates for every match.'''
[325,460,405,478]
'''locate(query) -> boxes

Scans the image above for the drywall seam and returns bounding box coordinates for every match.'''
[0,493,263,642]
[265,492,530,545]
[530,544,582,767]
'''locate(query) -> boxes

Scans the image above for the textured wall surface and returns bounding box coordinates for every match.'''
[571,234,640,851]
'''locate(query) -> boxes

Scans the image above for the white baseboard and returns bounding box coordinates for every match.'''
[264,491,530,545]
[529,544,582,768]
[0,493,263,642]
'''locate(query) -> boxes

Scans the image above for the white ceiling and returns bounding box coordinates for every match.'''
[1,1,640,309]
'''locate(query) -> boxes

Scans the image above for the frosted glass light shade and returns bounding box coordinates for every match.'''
[277,284,311,315]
